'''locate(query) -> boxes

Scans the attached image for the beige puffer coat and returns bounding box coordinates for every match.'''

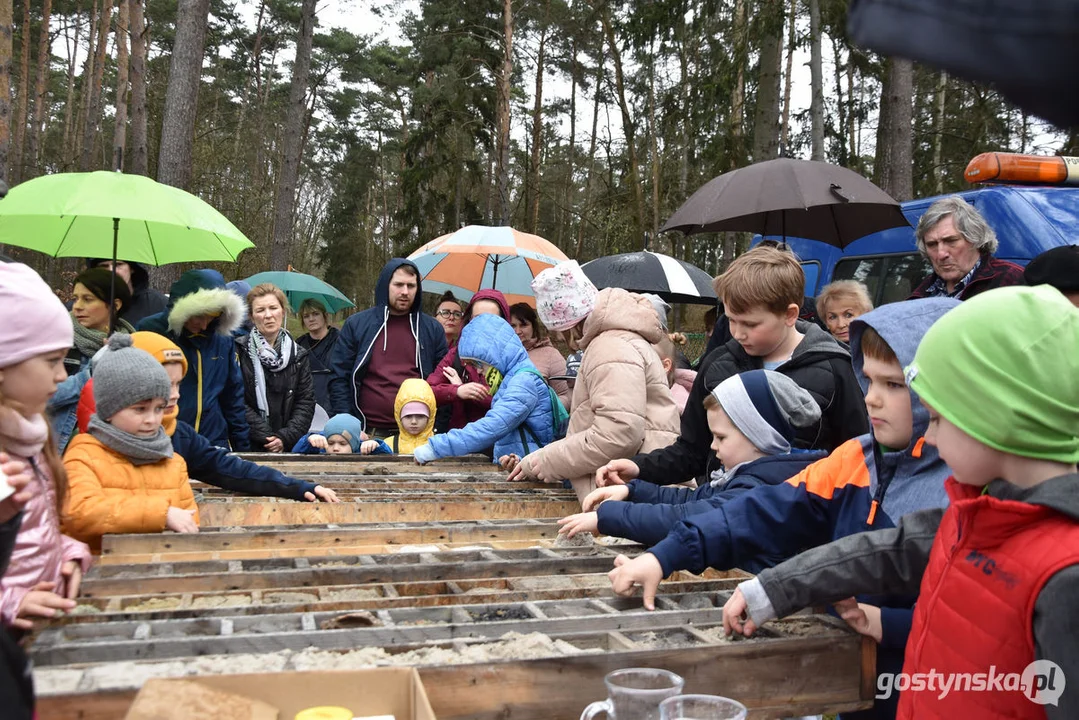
[518,288,680,504]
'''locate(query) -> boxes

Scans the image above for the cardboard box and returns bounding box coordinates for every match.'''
[124,667,436,720]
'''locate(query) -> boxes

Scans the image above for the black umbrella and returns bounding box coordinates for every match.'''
[581,251,717,305]
[662,158,910,248]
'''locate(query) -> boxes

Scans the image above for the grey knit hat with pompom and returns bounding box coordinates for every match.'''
[92,334,172,421]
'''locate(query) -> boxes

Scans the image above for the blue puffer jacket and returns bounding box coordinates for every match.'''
[138,269,251,450]
[328,258,448,424]
[424,314,554,461]
[597,451,827,547]
[173,421,316,500]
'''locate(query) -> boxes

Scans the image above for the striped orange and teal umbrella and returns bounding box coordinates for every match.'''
[408,225,569,306]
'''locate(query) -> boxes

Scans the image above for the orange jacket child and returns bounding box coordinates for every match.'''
[62,335,198,553]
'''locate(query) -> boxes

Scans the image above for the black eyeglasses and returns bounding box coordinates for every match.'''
[436,309,464,319]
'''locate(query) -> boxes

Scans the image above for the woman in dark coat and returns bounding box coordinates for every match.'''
[295,298,340,412]
[236,284,315,452]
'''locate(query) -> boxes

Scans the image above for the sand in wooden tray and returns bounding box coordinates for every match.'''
[125,597,183,612]
[189,595,251,609]
[320,588,382,602]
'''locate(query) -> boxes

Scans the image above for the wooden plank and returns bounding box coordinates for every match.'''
[79,554,631,596]
[195,499,581,526]
[101,520,563,556]
[35,632,872,719]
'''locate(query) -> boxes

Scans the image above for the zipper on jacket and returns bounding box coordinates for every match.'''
[194,349,204,432]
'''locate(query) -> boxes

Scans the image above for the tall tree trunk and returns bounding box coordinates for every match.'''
[232,0,264,157]
[601,3,645,245]
[808,0,824,160]
[79,0,113,171]
[559,36,576,249]
[574,57,603,260]
[25,0,50,177]
[848,59,857,164]
[10,0,29,182]
[73,0,97,166]
[268,0,315,271]
[494,0,512,225]
[0,0,11,186]
[779,0,795,155]
[728,0,747,168]
[61,0,81,167]
[157,0,209,190]
[111,0,129,171]
[752,0,784,162]
[830,35,846,166]
[933,71,947,194]
[648,36,661,244]
[527,2,548,234]
[127,0,146,174]
[875,57,913,201]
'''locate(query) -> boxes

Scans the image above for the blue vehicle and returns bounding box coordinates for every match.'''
[756,175,1079,306]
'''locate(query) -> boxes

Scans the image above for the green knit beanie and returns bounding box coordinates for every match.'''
[905,285,1079,463]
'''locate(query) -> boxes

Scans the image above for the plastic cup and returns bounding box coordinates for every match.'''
[659,694,748,720]
[580,668,685,720]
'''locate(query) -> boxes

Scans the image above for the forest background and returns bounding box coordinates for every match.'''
[0,0,1072,305]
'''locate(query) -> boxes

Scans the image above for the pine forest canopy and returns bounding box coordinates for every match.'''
[0,0,1072,306]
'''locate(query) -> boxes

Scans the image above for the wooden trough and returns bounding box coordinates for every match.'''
[34,454,876,719]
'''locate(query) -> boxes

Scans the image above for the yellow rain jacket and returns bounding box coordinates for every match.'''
[384,378,437,454]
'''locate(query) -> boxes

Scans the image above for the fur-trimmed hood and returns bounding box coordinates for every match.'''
[164,269,247,337]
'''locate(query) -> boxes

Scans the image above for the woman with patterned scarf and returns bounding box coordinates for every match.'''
[236,284,315,453]
[64,267,135,376]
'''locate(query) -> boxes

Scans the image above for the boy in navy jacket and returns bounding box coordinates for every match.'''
[558,370,826,546]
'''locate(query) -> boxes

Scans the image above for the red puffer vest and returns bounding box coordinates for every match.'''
[899,478,1079,719]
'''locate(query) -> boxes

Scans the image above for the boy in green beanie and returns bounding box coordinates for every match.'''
[721,285,1079,718]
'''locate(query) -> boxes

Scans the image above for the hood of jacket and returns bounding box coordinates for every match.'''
[165,269,247,337]
[523,335,554,352]
[787,320,851,364]
[988,472,1079,521]
[87,258,152,294]
[467,288,511,321]
[458,313,533,377]
[849,297,960,521]
[374,258,424,312]
[849,297,960,448]
[580,288,665,348]
[393,378,437,444]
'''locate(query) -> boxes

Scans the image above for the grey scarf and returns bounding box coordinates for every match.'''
[709,461,749,488]
[246,329,295,419]
[87,414,174,465]
[71,314,135,360]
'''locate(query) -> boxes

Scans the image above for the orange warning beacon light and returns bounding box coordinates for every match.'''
[965,152,1079,185]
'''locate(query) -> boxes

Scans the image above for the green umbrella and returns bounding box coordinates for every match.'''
[244,271,356,314]
[0,170,254,265]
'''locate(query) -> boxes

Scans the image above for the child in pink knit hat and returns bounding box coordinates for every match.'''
[0,264,93,639]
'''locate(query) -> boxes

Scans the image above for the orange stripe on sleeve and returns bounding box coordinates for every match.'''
[784,439,872,500]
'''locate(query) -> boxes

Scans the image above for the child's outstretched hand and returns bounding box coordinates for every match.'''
[582,484,630,512]
[722,587,758,637]
[595,459,639,487]
[558,511,598,538]
[0,453,34,524]
[360,440,380,455]
[166,507,199,534]
[60,561,83,600]
[307,434,328,450]
[305,486,340,503]
[14,581,76,629]
[608,553,663,611]
[833,598,883,643]
[498,454,520,472]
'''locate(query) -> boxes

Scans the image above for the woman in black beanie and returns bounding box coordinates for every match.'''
[65,267,134,376]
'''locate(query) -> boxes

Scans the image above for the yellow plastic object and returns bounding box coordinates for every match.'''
[294,707,354,720]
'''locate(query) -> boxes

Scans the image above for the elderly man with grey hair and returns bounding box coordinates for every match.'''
[908,195,1024,300]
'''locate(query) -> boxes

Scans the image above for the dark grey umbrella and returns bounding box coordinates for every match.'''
[581,251,717,305]
[661,158,910,248]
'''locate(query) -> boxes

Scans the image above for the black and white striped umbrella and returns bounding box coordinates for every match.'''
[581,251,717,305]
